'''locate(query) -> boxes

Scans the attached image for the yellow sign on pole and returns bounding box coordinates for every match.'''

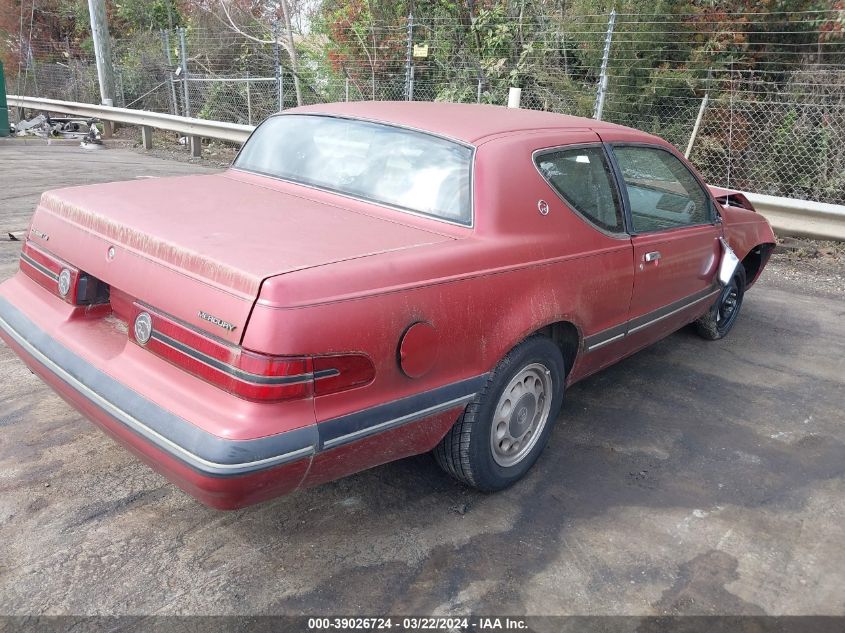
[413,44,429,58]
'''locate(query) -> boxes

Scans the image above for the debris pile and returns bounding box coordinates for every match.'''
[13,113,103,147]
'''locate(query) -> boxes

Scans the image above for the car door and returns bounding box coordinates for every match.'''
[607,141,722,348]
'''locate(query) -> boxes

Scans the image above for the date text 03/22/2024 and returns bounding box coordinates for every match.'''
[306,617,529,630]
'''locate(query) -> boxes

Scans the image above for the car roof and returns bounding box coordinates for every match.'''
[285,101,638,145]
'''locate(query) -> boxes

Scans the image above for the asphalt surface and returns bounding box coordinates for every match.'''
[0,141,843,617]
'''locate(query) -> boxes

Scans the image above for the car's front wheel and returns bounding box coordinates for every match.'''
[434,336,565,491]
[695,265,746,340]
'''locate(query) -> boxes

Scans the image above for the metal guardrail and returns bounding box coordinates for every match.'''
[7,95,253,155]
[8,95,845,241]
[744,193,845,242]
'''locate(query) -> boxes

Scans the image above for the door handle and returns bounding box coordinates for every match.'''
[644,251,662,262]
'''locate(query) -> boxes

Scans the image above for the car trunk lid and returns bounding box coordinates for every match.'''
[27,173,452,343]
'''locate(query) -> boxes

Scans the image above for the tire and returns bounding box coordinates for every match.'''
[695,265,746,340]
[433,336,565,491]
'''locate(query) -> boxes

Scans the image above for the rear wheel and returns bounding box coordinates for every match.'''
[695,265,746,340]
[434,336,565,491]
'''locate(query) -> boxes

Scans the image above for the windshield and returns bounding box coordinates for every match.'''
[234,115,473,225]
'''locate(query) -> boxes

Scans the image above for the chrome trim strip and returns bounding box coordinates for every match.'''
[583,321,628,351]
[586,331,626,352]
[317,374,487,451]
[627,289,719,334]
[20,252,59,281]
[322,393,477,450]
[584,286,720,353]
[150,330,315,386]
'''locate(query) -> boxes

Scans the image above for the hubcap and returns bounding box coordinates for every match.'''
[490,363,553,467]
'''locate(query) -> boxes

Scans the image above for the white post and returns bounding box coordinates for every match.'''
[246,74,252,125]
[593,9,616,121]
[685,92,709,159]
[179,27,191,117]
[507,87,522,108]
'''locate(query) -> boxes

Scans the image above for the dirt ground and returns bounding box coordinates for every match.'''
[0,141,843,618]
[766,239,845,298]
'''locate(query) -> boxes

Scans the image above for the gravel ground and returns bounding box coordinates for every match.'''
[766,239,845,299]
[110,124,239,170]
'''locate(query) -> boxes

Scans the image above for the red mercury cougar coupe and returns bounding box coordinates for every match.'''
[0,102,776,509]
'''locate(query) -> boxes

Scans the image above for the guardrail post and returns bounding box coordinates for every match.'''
[189,136,201,157]
[141,125,153,150]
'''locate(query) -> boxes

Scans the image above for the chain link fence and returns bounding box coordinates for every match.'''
[7,9,845,205]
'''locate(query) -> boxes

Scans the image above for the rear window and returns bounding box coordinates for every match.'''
[234,115,473,225]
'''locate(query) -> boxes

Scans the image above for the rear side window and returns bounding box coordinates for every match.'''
[535,146,624,234]
[612,145,712,232]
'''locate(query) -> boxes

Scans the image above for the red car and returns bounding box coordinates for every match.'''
[0,102,776,509]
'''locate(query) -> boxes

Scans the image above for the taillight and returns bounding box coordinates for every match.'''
[20,241,79,303]
[128,303,374,402]
[20,241,109,306]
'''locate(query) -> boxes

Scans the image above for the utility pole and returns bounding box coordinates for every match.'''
[87,0,116,105]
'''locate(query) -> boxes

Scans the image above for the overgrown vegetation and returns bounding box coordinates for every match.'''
[2,0,844,203]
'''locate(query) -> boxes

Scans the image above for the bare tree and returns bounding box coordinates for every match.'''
[213,0,303,106]
[276,0,302,105]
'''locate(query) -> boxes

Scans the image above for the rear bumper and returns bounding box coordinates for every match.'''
[0,281,484,509]
[0,294,317,507]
